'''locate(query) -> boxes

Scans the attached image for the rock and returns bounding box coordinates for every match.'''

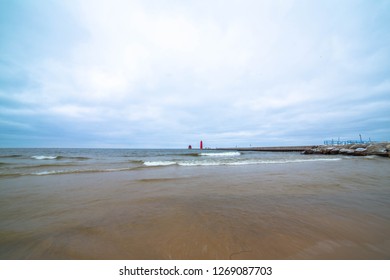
[353,148,367,156]
[324,147,335,154]
[302,142,389,157]
[366,144,387,156]
[304,148,322,154]
[355,147,366,152]
[339,148,355,155]
[350,144,368,149]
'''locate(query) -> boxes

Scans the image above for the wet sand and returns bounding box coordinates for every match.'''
[0,157,389,259]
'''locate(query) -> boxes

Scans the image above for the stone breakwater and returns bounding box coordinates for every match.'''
[302,142,390,157]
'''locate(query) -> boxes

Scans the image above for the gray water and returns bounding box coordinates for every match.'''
[0,149,389,259]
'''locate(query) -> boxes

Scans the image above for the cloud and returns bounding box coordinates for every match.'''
[0,0,389,147]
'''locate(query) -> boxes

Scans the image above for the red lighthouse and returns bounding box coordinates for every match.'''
[200,140,203,150]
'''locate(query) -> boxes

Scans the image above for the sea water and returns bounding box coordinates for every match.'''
[0,148,343,177]
[0,148,389,259]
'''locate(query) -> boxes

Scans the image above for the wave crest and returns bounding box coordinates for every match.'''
[141,157,341,167]
[199,152,241,157]
[31,155,90,160]
[0,155,23,158]
[31,156,58,160]
[143,161,177,167]
[31,167,139,176]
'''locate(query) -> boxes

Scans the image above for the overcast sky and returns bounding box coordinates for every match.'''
[1,0,389,148]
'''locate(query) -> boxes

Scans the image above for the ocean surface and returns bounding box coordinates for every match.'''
[0,148,389,259]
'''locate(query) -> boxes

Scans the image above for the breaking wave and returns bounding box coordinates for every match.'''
[31,155,90,160]
[142,157,342,167]
[31,156,58,160]
[199,152,241,157]
[157,152,241,157]
[143,161,177,167]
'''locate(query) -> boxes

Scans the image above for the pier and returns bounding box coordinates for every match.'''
[216,146,314,152]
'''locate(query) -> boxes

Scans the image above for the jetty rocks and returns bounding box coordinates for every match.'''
[302,142,390,157]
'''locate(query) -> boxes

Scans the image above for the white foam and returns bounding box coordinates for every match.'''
[141,157,341,168]
[199,152,241,157]
[33,170,59,175]
[143,161,177,167]
[31,156,58,160]
[179,161,221,166]
[179,160,257,166]
[178,158,341,167]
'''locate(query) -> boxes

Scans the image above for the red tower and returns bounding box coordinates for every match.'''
[200,140,203,150]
